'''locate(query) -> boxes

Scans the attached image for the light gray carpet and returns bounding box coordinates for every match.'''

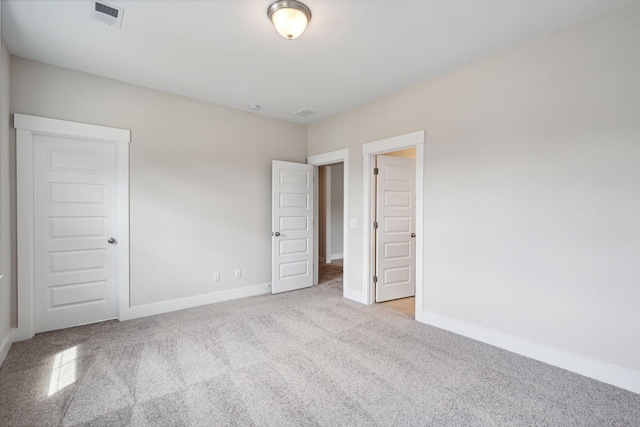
[1,269,639,426]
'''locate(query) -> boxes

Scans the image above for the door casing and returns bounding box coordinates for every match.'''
[362,131,424,312]
[15,114,131,341]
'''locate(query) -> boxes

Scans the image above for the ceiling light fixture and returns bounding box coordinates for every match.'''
[267,0,311,40]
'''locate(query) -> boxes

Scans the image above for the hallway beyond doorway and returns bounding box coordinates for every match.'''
[379,297,415,317]
[318,259,343,287]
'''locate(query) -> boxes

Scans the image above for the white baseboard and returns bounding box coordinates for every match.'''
[331,253,343,260]
[0,328,16,368]
[120,283,271,321]
[416,309,640,395]
[343,287,367,305]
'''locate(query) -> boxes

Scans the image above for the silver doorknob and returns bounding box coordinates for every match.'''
[108,237,117,244]
[274,232,281,236]
[411,233,416,238]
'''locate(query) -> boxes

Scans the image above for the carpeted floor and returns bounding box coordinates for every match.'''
[318,259,343,286]
[1,271,639,426]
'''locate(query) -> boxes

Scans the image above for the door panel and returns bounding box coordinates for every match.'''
[34,135,118,333]
[280,238,308,255]
[375,155,416,302]
[272,160,314,294]
[49,281,106,308]
[50,217,105,238]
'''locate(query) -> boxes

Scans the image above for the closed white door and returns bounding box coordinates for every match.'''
[272,160,314,294]
[375,155,416,302]
[33,135,118,333]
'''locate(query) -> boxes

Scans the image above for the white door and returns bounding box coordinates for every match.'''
[272,160,314,294]
[33,135,118,333]
[375,155,416,302]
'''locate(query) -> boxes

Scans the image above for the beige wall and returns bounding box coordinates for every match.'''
[0,37,14,351]
[330,163,343,256]
[318,165,326,261]
[11,57,307,307]
[308,4,640,373]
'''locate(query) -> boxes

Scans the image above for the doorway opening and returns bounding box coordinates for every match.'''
[307,148,349,299]
[318,163,344,291]
[373,149,416,316]
[362,130,425,318]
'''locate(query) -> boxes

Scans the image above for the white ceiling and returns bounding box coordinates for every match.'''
[1,0,635,124]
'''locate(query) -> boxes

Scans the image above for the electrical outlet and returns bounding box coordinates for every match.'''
[234,269,241,279]
[213,272,220,282]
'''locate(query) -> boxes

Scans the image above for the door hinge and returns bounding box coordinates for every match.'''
[373,167,379,175]
[373,221,378,229]
[373,275,378,283]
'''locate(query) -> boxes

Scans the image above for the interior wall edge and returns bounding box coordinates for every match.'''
[343,287,367,305]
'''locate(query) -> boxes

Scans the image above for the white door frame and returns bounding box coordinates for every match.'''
[307,149,349,297]
[15,114,131,341]
[362,131,424,313]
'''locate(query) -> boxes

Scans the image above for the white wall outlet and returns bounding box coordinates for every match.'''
[213,272,220,282]
[234,269,241,279]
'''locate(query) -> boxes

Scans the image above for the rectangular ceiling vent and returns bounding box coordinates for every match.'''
[295,108,317,118]
[91,1,124,29]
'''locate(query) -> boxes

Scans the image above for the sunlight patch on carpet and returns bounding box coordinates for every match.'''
[48,346,78,396]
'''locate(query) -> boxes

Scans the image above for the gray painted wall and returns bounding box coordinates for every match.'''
[0,36,14,352]
[330,163,343,257]
[308,4,640,373]
[10,57,307,307]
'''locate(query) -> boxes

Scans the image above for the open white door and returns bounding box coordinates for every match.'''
[375,155,416,302]
[272,160,314,294]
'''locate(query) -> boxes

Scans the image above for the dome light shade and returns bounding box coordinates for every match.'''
[267,1,312,40]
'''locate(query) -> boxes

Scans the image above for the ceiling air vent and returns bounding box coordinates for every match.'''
[91,1,124,29]
[295,108,317,118]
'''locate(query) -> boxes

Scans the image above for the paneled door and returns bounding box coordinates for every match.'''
[33,135,118,333]
[272,160,314,294]
[375,155,416,302]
